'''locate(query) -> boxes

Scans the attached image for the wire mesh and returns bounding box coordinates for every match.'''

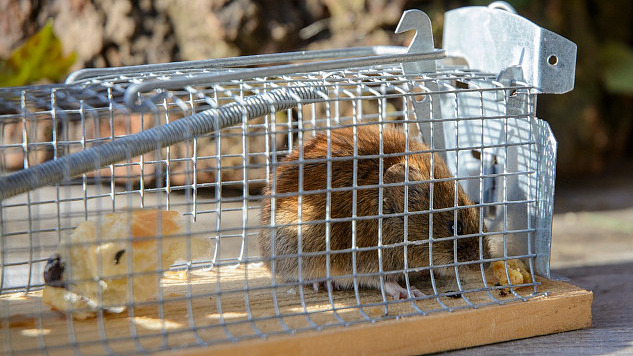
[0,61,553,354]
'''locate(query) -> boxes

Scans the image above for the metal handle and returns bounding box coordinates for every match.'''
[124,49,446,112]
[65,46,409,84]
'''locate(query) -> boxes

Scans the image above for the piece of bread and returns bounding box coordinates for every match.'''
[42,210,209,319]
[491,258,532,288]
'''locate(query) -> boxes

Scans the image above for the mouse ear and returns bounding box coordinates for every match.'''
[383,163,424,184]
[382,163,429,213]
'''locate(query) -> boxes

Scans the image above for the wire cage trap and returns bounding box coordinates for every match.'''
[0,3,589,355]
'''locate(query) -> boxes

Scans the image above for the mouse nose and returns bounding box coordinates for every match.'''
[43,253,66,288]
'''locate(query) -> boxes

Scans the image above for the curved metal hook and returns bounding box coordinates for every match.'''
[395,9,436,74]
[394,9,444,154]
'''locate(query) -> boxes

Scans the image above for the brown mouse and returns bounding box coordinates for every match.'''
[259,125,489,299]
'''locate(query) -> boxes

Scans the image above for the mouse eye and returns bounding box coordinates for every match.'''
[448,221,463,236]
[113,249,126,265]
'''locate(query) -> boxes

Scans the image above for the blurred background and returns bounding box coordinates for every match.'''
[1,0,632,267]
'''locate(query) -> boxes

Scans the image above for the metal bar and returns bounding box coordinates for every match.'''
[124,49,445,111]
[65,46,408,83]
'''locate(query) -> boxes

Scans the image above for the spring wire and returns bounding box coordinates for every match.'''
[0,86,326,200]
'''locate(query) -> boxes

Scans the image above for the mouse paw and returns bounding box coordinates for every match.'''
[308,280,342,293]
[384,281,424,300]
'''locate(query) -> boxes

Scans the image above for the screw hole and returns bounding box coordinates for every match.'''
[547,55,558,66]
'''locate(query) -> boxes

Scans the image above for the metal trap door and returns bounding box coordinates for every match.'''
[428,3,576,277]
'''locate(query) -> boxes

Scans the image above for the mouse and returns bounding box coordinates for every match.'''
[259,125,489,300]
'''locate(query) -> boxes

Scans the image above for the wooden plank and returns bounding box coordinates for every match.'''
[173,278,592,356]
[1,266,592,355]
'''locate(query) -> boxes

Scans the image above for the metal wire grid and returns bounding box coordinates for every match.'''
[0,64,547,354]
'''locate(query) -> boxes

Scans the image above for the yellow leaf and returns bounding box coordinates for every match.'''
[0,20,76,87]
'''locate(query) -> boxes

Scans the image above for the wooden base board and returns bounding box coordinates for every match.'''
[189,279,593,356]
[2,266,592,355]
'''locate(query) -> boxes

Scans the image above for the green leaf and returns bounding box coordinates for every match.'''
[600,41,633,95]
[0,20,76,87]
